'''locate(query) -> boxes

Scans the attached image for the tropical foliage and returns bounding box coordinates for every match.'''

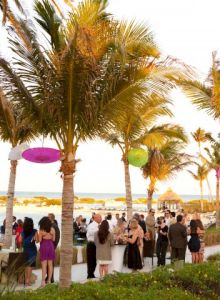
[1,263,220,299]
[142,129,189,209]
[0,0,193,287]
[203,135,220,226]
[188,163,210,212]
[0,88,37,247]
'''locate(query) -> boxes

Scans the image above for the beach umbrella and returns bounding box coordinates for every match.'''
[128,148,148,167]
[22,147,60,163]
[8,143,29,160]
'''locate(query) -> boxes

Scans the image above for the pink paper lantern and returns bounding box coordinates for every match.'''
[22,147,60,163]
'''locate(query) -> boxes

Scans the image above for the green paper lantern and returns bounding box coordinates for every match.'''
[128,148,148,167]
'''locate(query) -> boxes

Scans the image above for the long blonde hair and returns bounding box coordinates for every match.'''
[129,219,138,230]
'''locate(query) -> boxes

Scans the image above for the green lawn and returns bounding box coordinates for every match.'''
[1,262,220,300]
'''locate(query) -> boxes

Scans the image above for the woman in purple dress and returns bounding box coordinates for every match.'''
[38,217,55,287]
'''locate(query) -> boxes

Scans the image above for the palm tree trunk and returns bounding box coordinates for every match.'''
[206,177,213,202]
[147,188,154,210]
[216,172,220,228]
[200,179,204,212]
[4,160,18,248]
[59,156,75,288]
[123,156,133,221]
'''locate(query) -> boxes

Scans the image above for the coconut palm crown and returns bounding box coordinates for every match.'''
[142,134,190,209]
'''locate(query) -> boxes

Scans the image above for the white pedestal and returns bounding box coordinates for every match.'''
[76,246,83,263]
[109,245,126,273]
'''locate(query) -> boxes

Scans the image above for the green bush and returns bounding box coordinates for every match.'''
[1,262,220,299]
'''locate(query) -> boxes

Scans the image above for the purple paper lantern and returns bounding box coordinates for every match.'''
[22,147,60,163]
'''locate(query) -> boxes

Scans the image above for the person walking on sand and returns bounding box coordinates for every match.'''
[86,214,102,279]
[94,220,114,279]
[38,217,55,287]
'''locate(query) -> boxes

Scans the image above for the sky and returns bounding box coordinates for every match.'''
[0,0,220,196]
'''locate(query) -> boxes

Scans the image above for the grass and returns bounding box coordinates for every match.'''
[207,252,220,262]
[204,227,220,246]
[1,262,220,299]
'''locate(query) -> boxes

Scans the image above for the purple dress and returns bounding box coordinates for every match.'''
[40,239,55,261]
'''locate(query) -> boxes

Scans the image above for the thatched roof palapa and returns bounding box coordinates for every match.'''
[158,188,182,203]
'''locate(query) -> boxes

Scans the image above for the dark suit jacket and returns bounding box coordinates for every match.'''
[168,222,187,249]
[139,220,146,234]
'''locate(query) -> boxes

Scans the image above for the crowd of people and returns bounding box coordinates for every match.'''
[0,209,205,284]
[0,214,60,287]
[85,209,205,279]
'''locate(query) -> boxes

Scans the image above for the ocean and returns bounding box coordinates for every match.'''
[0,191,210,229]
[0,191,208,201]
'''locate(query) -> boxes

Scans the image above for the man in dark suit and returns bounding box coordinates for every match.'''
[168,214,187,261]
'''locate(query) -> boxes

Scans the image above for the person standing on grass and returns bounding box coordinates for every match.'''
[86,214,102,279]
[21,217,38,286]
[38,217,55,287]
[94,220,114,279]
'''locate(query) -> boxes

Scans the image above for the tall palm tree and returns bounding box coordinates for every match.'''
[192,128,213,201]
[0,0,191,287]
[0,88,37,248]
[188,163,210,212]
[101,97,174,220]
[181,52,220,223]
[203,135,220,227]
[142,136,189,209]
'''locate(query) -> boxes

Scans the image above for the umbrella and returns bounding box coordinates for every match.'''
[128,148,148,167]
[22,147,60,163]
[8,143,29,160]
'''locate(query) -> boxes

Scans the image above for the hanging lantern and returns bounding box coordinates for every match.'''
[22,147,60,163]
[8,143,29,160]
[128,148,148,167]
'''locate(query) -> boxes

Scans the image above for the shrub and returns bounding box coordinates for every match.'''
[1,263,220,299]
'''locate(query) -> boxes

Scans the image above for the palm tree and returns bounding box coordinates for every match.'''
[191,128,212,151]
[101,97,174,220]
[181,52,220,119]
[181,52,220,223]
[203,135,220,227]
[188,164,210,212]
[0,88,36,248]
[142,135,189,209]
[192,128,213,201]
[0,0,190,287]
[0,0,73,23]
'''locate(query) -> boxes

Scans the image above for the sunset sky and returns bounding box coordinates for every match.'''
[0,0,220,196]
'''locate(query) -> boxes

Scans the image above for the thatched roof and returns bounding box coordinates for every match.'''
[158,188,182,203]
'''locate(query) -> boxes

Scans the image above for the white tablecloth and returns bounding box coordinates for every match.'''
[109,245,126,273]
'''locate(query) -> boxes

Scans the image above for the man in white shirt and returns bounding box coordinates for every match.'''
[86,214,102,279]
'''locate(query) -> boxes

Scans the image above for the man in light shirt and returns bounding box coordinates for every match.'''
[86,214,102,279]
